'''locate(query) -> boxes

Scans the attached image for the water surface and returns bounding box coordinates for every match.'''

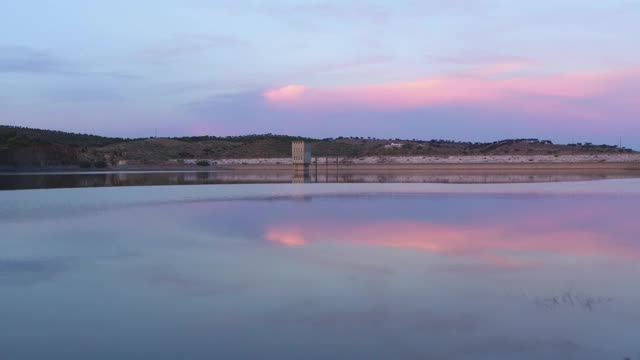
[2,169,639,190]
[1,182,639,359]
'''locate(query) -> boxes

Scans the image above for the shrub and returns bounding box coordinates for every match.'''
[196,160,210,166]
[94,160,108,168]
[78,160,92,168]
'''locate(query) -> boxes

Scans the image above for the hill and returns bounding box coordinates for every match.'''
[0,125,634,168]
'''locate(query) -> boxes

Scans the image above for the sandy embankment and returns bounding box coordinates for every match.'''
[3,154,639,173]
[173,154,640,171]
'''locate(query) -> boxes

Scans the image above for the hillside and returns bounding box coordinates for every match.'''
[0,125,634,168]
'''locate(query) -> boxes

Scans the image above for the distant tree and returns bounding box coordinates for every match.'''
[78,160,92,168]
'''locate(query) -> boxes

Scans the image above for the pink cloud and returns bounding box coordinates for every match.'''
[263,85,307,103]
[262,66,640,121]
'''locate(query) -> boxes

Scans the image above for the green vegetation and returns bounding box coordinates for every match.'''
[78,160,92,168]
[0,125,133,147]
[0,128,49,148]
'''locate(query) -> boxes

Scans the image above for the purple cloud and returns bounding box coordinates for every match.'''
[137,34,246,62]
[0,45,65,74]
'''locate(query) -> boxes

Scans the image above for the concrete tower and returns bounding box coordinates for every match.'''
[292,141,311,174]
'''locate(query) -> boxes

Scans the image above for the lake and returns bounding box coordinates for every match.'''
[1,181,639,359]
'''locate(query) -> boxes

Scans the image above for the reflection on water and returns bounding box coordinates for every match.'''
[2,169,640,189]
[1,184,640,359]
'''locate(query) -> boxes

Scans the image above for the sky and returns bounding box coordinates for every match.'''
[1,0,639,147]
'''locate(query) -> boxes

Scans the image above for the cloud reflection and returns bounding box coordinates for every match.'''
[265,228,307,247]
[0,257,74,286]
[264,211,639,269]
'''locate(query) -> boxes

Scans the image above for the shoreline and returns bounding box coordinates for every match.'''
[2,162,640,173]
[215,162,640,171]
[3,161,640,189]
[2,155,640,173]
[0,171,640,193]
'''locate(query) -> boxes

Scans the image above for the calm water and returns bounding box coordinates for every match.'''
[1,182,640,359]
[2,169,640,189]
